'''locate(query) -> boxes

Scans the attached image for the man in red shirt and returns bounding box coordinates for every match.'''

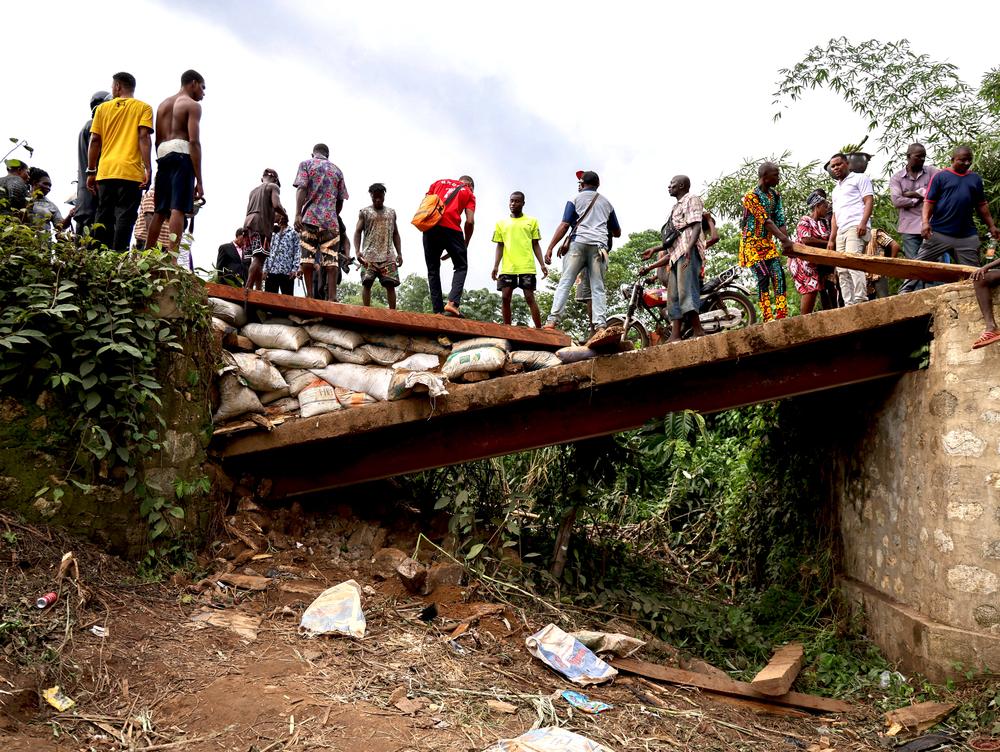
[422,175,475,316]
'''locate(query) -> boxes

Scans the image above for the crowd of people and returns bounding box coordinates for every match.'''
[2,68,1000,350]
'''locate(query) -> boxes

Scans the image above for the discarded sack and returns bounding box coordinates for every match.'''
[453,336,510,354]
[232,352,288,391]
[242,322,310,351]
[571,630,645,657]
[300,580,366,638]
[555,346,599,364]
[484,726,612,752]
[260,346,333,369]
[208,297,247,328]
[561,690,613,715]
[306,324,364,350]
[298,378,343,418]
[317,343,372,365]
[393,352,441,371]
[510,350,561,371]
[525,623,617,686]
[214,372,264,422]
[360,344,408,366]
[442,345,506,380]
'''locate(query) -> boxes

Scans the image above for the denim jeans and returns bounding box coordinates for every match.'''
[547,242,607,327]
[667,252,702,320]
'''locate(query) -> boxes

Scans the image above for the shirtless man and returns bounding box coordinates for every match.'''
[145,70,205,254]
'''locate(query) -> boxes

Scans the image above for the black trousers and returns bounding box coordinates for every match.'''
[264,274,295,295]
[422,225,468,313]
[95,179,142,251]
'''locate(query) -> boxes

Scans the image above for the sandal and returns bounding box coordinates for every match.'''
[972,329,1000,350]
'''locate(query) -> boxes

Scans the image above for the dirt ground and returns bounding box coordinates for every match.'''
[0,504,971,752]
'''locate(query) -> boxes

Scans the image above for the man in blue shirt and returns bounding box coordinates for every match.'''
[900,145,1000,293]
[264,208,301,295]
[543,170,621,338]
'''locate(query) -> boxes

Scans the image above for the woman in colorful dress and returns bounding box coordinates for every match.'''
[789,192,831,315]
[739,162,794,321]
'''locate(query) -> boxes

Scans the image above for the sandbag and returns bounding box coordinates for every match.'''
[231,353,288,391]
[316,343,372,365]
[306,324,364,350]
[208,297,247,328]
[556,345,599,364]
[392,353,441,371]
[510,350,562,371]
[452,336,510,354]
[395,371,448,398]
[265,397,299,414]
[211,316,235,338]
[335,387,377,407]
[442,345,506,379]
[214,372,264,422]
[359,344,407,366]
[298,378,343,418]
[242,322,309,351]
[260,346,333,369]
[311,364,395,401]
[281,369,314,396]
[362,331,450,356]
[259,386,290,405]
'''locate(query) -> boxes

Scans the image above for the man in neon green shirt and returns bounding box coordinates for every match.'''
[492,191,548,327]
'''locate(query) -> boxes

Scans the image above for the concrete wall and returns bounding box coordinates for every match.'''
[836,284,1000,680]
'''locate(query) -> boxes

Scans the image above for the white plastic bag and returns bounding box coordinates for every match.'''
[510,350,562,371]
[484,727,612,752]
[231,353,288,391]
[392,353,441,371]
[442,345,506,379]
[208,297,247,328]
[214,372,264,422]
[525,624,617,686]
[359,344,407,366]
[300,580,366,638]
[306,324,364,350]
[242,322,310,351]
[298,378,342,418]
[259,346,333,369]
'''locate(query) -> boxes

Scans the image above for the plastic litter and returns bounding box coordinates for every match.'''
[41,686,75,712]
[525,623,617,686]
[561,690,612,714]
[570,630,645,657]
[393,352,441,371]
[90,625,108,638]
[242,322,310,351]
[300,580,366,638]
[484,726,612,752]
[259,346,333,369]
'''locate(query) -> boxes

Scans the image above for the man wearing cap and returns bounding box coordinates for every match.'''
[294,143,349,301]
[0,158,30,215]
[74,90,110,234]
[243,168,285,291]
[543,170,621,337]
[422,175,476,316]
[86,71,154,251]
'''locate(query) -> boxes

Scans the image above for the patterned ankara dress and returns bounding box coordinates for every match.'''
[740,186,788,321]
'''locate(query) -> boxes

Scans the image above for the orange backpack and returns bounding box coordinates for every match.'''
[411,184,463,232]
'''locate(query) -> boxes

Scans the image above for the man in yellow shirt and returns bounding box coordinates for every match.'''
[86,71,153,251]
[491,191,548,327]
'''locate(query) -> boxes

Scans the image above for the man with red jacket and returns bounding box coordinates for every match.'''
[422,175,475,316]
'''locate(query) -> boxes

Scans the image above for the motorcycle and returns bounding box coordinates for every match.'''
[607,266,757,349]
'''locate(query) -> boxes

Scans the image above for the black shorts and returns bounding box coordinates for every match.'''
[497,273,536,291]
[153,152,195,215]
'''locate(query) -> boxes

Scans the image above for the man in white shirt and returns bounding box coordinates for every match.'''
[827,152,874,306]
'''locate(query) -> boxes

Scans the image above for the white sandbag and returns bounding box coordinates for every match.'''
[392,353,441,371]
[231,352,288,391]
[242,322,309,351]
[298,378,343,418]
[214,372,264,422]
[260,346,333,369]
[510,350,562,371]
[363,331,450,356]
[259,386,290,405]
[556,345,599,364]
[335,387,377,407]
[442,345,507,379]
[211,316,235,339]
[305,324,364,350]
[311,364,395,401]
[282,369,315,396]
[359,344,407,366]
[395,371,448,398]
[316,343,372,365]
[266,397,299,413]
[452,336,510,354]
[208,297,247,328]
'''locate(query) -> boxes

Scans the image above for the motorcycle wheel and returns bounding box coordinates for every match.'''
[606,316,650,350]
[707,291,757,329]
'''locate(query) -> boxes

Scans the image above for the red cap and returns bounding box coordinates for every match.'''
[575,170,585,180]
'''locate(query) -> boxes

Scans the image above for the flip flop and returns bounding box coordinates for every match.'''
[972,329,1000,350]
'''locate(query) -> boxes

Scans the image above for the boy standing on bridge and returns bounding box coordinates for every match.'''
[491,191,548,327]
[354,183,403,309]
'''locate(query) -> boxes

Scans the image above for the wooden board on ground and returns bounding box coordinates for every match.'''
[885,701,956,733]
[205,283,571,350]
[611,656,851,714]
[751,642,804,696]
[787,243,976,283]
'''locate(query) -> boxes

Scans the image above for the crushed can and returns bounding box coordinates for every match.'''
[36,592,58,609]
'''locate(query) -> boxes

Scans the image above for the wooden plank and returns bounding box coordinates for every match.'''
[786,242,976,283]
[751,642,804,696]
[204,283,571,350]
[611,656,852,714]
[885,701,956,732]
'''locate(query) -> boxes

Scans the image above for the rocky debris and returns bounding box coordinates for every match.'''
[371,547,408,578]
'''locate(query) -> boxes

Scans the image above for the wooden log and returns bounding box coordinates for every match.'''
[751,642,804,696]
[611,656,851,714]
[205,283,571,350]
[786,242,976,283]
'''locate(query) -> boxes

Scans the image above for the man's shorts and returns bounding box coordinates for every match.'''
[247,231,270,258]
[153,152,195,215]
[300,223,340,267]
[497,273,537,292]
[362,261,400,288]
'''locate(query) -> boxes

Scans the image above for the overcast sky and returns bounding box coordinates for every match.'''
[5,0,995,291]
